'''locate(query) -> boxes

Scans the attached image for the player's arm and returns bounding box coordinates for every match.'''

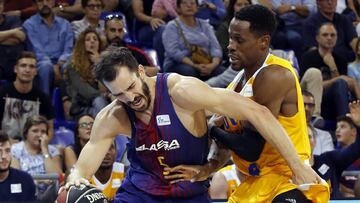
[169,74,321,184]
[209,171,229,199]
[65,100,131,188]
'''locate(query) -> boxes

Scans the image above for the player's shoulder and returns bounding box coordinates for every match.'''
[258,64,295,83]
[96,99,127,120]
[167,73,200,92]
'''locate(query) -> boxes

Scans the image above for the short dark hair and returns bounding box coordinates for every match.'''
[93,46,139,83]
[16,51,36,64]
[337,116,356,128]
[176,0,198,7]
[81,0,103,8]
[302,90,314,98]
[316,22,336,36]
[0,131,10,144]
[234,4,276,37]
[23,115,48,139]
[226,0,251,22]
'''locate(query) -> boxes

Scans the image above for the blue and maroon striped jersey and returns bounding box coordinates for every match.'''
[124,73,209,198]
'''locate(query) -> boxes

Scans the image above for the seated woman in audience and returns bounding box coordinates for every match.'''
[10,115,62,193]
[64,114,94,172]
[10,115,62,175]
[162,0,224,80]
[348,37,360,85]
[64,28,109,119]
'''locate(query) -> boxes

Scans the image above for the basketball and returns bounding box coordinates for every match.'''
[56,185,108,203]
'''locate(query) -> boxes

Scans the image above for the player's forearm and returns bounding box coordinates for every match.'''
[250,108,304,170]
[69,145,102,180]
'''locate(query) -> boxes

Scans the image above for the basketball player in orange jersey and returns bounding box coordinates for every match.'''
[165,5,330,203]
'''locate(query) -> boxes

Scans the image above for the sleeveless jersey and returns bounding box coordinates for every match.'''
[89,162,125,201]
[124,73,209,198]
[224,53,310,176]
[218,164,240,197]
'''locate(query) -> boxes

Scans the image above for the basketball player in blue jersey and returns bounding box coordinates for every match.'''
[61,46,321,202]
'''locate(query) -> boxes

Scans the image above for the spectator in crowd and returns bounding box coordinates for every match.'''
[216,0,250,64]
[89,141,125,201]
[308,101,360,198]
[132,0,164,46]
[53,0,83,21]
[71,0,104,40]
[209,164,241,200]
[303,90,334,155]
[3,0,37,21]
[0,0,25,82]
[300,22,360,121]
[23,0,74,95]
[104,14,159,76]
[271,0,316,58]
[0,131,36,201]
[11,115,62,175]
[163,0,224,80]
[132,0,165,67]
[336,115,360,197]
[151,0,177,21]
[0,52,54,141]
[196,0,226,28]
[11,115,62,193]
[64,28,108,119]
[64,114,94,172]
[348,37,360,85]
[303,0,357,63]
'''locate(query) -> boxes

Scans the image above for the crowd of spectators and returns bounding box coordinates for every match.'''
[2,0,360,201]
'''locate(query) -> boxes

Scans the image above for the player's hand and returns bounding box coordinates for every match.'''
[163,165,210,184]
[208,114,224,128]
[58,169,91,193]
[291,163,322,185]
[347,100,360,126]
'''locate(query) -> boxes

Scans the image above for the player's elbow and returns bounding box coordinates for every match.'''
[252,104,272,117]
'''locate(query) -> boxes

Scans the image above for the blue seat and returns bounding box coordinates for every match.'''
[50,126,75,147]
[51,87,76,132]
[100,11,133,45]
[51,87,65,122]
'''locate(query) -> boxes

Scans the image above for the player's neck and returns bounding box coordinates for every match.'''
[244,52,269,80]
[95,167,112,184]
[13,80,33,94]
[0,170,9,182]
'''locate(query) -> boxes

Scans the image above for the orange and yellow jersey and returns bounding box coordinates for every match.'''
[218,164,240,198]
[223,53,329,203]
[224,53,310,176]
[89,162,125,201]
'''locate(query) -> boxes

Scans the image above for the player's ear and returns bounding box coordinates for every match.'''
[259,35,270,50]
[137,65,146,78]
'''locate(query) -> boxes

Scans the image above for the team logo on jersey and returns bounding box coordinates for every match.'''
[156,115,171,126]
[136,139,180,151]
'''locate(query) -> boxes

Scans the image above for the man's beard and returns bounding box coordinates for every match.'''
[128,78,151,112]
[39,6,52,17]
[0,164,10,173]
[108,37,124,47]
